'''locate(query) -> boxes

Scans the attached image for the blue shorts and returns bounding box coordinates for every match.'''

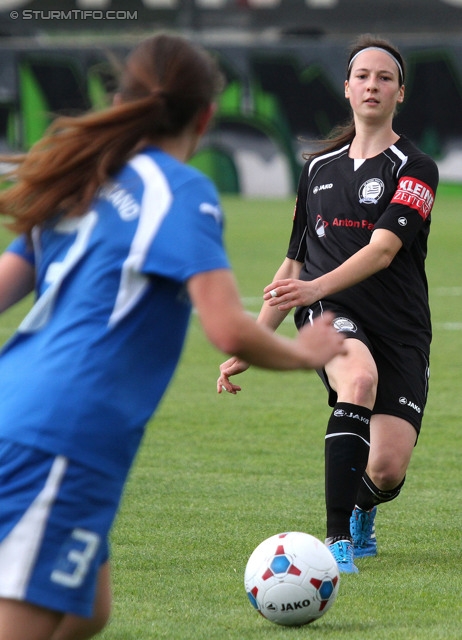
[0,440,124,617]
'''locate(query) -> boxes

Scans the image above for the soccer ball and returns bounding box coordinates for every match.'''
[244,531,340,626]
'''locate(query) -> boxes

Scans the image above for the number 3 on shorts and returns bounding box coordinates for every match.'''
[51,528,100,588]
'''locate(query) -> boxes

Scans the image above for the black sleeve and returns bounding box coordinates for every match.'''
[374,154,439,250]
[287,165,309,261]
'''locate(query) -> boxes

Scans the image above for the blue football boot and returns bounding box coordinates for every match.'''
[350,506,378,558]
[326,539,359,574]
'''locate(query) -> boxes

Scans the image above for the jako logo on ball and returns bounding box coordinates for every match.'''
[244,531,340,626]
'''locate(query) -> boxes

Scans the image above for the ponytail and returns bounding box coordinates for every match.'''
[0,33,224,235]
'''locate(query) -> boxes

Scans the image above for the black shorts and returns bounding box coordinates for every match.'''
[295,302,430,434]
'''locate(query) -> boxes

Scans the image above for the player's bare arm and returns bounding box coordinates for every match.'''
[216,257,304,393]
[264,229,403,311]
[0,252,34,313]
[217,313,346,394]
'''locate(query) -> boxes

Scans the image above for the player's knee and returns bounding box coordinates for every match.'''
[344,369,377,407]
[368,467,406,496]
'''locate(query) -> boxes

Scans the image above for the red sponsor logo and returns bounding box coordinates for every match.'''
[391,177,435,220]
[332,218,374,231]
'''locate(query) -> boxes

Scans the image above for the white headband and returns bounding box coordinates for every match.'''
[348,46,404,84]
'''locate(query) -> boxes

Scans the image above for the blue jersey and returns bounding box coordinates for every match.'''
[0,147,230,481]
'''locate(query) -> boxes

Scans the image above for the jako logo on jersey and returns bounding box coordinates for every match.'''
[333,317,357,333]
[398,217,408,226]
[315,215,329,238]
[391,177,435,220]
[359,178,385,204]
[399,396,422,413]
[313,183,333,194]
[334,409,370,424]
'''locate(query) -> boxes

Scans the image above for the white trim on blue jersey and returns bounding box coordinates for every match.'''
[110,154,173,327]
[20,213,98,333]
[0,147,230,481]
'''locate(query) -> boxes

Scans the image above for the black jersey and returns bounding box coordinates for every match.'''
[287,136,439,352]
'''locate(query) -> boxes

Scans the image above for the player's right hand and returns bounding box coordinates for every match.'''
[297,312,346,370]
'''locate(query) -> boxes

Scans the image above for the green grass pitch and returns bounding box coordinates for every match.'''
[0,186,461,638]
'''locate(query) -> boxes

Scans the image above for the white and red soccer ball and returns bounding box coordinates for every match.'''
[244,531,340,626]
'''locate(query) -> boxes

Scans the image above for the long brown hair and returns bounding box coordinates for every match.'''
[0,33,224,235]
[303,34,405,161]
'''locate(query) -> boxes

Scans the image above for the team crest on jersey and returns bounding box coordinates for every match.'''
[359,178,385,204]
[333,317,357,333]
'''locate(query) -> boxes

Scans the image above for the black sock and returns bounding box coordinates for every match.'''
[325,402,371,540]
[356,472,406,510]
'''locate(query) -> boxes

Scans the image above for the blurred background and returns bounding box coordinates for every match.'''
[0,0,461,197]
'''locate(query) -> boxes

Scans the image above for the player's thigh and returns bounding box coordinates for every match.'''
[0,598,62,640]
[51,562,112,640]
[304,302,377,407]
[325,337,378,407]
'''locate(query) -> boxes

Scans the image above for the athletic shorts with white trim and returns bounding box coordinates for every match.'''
[0,440,121,617]
[296,302,429,434]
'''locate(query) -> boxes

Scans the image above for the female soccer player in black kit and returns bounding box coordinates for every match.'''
[218,34,439,573]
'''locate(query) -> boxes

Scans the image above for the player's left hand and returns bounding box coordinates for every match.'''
[217,356,249,394]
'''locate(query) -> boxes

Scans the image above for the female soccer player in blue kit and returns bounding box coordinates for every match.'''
[218,34,439,573]
[0,33,346,640]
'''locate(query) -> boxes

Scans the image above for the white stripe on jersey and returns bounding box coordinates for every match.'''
[308,144,349,176]
[19,212,98,333]
[0,455,67,599]
[108,154,173,327]
[388,144,409,176]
